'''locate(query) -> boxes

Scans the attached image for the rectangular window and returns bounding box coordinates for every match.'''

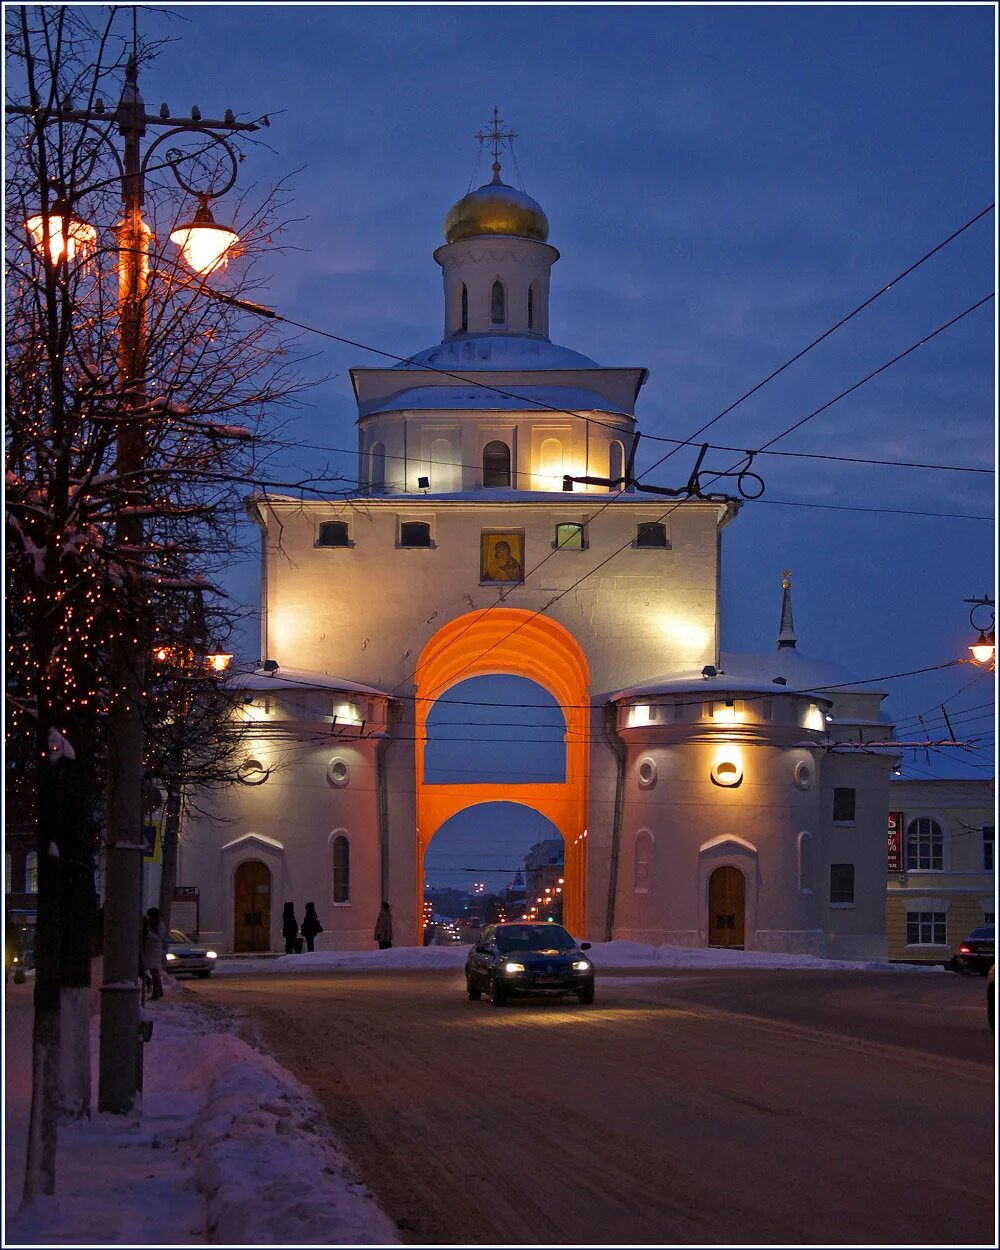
[554,522,585,550]
[906,910,947,946]
[983,825,994,872]
[635,522,668,548]
[829,863,855,905]
[832,787,856,823]
[984,911,995,926]
[399,520,432,547]
[906,818,943,871]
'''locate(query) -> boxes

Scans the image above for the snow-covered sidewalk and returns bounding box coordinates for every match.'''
[213,938,945,976]
[4,984,397,1246]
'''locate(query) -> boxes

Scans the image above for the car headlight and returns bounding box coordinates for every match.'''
[165,952,177,962]
[573,960,592,972]
[206,951,218,959]
[504,961,526,973]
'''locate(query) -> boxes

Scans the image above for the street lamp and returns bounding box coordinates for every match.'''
[10,57,259,1117]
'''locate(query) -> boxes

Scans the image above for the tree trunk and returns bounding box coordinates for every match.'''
[157,785,182,935]
[23,723,62,1200]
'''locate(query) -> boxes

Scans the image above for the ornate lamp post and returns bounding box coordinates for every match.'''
[10,58,259,1114]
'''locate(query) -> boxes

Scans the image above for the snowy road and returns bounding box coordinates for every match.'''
[190,966,995,1246]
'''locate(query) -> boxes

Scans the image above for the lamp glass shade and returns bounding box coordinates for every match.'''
[205,651,234,672]
[170,202,239,275]
[26,208,96,264]
[969,631,995,666]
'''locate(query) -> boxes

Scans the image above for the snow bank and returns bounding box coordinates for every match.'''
[7,987,397,1246]
[214,940,941,976]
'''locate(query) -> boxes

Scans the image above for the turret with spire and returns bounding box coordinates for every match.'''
[777,570,797,651]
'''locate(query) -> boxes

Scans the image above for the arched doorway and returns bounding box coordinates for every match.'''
[708,865,745,949]
[415,609,590,936]
[233,860,272,952]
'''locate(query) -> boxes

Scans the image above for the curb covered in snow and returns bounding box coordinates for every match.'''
[213,938,945,976]
[7,987,397,1246]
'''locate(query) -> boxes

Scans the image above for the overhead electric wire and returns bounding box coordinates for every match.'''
[232,202,995,464]
[402,294,993,700]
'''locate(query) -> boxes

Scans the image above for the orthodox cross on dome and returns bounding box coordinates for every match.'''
[777,569,798,651]
[475,106,517,184]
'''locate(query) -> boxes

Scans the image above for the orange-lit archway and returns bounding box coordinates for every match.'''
[415,610,590,936]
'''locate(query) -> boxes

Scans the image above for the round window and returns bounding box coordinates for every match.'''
[710,758,743,787]
[637,758,657,788]
[327,757,350,788]
[238,757,268,785]
[793,759,812,790]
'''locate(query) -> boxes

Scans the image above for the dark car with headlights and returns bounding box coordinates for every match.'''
[164,928,218,978]
[465,922,595,1006]
[950,924,994,976]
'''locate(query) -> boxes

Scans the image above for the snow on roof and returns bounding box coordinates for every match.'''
[359,383,633,418]
[347,487,713,504]
[227,667,388,697]
[393,334,601,371]
[611,649,880,701]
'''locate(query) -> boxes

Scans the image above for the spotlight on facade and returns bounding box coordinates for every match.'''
[562,476,574,492]
[417,475,430,490]
[701,665,717,679]
[261,659,279,673]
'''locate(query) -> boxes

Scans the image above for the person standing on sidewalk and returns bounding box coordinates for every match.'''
[373,901,393,950]
[282,902,301,954]
[300,902,323,952]
[144,907,167,1000]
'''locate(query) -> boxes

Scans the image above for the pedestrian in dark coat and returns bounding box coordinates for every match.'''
[143,907,166,999]
[281,902,300,954]
[300,902,323,952]
[373,900,393,950]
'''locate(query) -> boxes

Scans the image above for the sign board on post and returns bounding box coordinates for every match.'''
[173,885,200,939]
[887,811,903,873]
[142,819,161,863]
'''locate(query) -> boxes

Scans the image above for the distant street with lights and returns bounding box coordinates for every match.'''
[190,967,993,1245]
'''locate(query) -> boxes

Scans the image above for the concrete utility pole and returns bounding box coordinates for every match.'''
[10,56,258,1115]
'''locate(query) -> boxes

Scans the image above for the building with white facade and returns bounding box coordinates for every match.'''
[181,144,900,959]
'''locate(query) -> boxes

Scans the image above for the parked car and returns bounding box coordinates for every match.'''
[465,921,594,1006]
[950,924,994,975]
[164,929,218,978]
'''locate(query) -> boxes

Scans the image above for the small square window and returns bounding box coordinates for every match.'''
[832,787,856,823]
[317,520,350,547]
[829,863,855,905]
[635,522,668,548]
[400,521,432,548]
[555,523,585,550]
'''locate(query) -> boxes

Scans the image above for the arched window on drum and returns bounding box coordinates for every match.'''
[634,832,653,893]
[539,438,563,490]
[483,440,511,488]
[609,440,625,486]
[490,279,506,326]
[369,442,385,492]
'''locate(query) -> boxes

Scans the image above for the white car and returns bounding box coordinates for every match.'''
[164,929,218,978]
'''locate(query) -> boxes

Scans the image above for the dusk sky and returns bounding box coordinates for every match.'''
[140,4,994,888]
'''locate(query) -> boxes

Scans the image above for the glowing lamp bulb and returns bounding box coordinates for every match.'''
[170,199,239,275]
[26,203,96,264]
[968,629,995,667]
[205,650,233,672]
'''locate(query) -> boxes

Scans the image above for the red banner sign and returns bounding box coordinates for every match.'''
[887,811,903,873]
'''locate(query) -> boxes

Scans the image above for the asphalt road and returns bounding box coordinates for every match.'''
[190,967,995,1246]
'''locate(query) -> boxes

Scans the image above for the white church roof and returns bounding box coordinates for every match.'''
[394,334,601,371]
[358,382,633,418]
[612,649,882,701]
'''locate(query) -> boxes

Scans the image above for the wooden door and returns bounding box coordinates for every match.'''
[233,860,271,952]
[708,865,745,948]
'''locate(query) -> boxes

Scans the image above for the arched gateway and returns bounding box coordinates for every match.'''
[415,609,590,935]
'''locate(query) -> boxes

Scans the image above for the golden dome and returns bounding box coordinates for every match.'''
[444,175,549,244]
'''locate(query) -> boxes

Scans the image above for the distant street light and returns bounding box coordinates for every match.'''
[964,596,995,669]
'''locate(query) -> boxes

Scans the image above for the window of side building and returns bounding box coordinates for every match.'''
[906,908,947,946]
[906,817,944,871]
[829,863,855,906]
[316,520,350,548]
[832,787,856,824]
[983,824,994,872]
